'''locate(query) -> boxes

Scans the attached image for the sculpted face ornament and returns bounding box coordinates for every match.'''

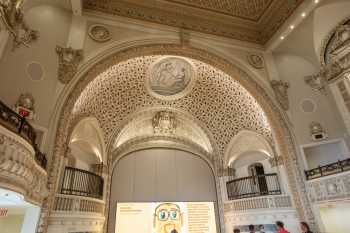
[153,203,183,233]
[146,56,196,100]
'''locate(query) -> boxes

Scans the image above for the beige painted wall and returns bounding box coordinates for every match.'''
[0,214,24,233]
[0,4,71,128]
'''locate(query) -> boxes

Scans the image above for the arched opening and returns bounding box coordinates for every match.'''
[42,44,313,233]
[109,148,218,233]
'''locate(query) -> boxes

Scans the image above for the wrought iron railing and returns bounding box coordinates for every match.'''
[61,167,104,199]
[0,100,47,169]
[226,173,281,200]
[305,158,350,180]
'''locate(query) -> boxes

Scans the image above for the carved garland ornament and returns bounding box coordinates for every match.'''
[38,44,315,233]
[56,46,83,84]
[270,80,290,111]
[0,0,39,49]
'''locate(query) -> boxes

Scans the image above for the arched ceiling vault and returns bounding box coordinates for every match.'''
[72,55,272,155]
[48,44,310,223]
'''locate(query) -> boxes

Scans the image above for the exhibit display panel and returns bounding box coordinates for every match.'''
[115,202,217,233]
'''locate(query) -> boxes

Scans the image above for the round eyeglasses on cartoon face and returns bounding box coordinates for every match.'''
[157,209,180,221]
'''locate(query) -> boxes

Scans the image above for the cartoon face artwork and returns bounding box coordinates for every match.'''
[153,203,183,233]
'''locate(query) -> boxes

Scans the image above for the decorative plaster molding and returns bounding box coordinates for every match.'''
[145,56,196,100]
[88,24,111,42]
[40,44,314,233]
[304,74,327,95]
[247,53,264,69]
[0,125,47,205]
[152,111,176,135]
[269,155,284,168]
[0,0,39,49]
[82,0,304,44]
[306,171,350,203]
[56,46,83,84]
[224,195,293,212]
[270,80,290,111]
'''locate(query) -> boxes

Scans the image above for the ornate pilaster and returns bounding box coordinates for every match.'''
[271,80,290,111]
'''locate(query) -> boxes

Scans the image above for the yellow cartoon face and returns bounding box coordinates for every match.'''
[154,203,183,233]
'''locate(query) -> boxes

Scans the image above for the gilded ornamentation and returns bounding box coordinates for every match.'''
[152,111,177,135]
[146,56,195,100]
[247,53,264,69]
[82,0,304,44]
[56,46,83,84]
[270,80,290,111]
[0,0,39,49]
[88,24,111,42]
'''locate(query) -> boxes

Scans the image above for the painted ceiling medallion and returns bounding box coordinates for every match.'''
[146,56,196,100]
[88,24,111,42]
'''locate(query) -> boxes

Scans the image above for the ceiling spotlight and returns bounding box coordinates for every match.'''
[301,12,306,18]
[290,25,295,29]
[280,36,285,40]
[314,0,319,3]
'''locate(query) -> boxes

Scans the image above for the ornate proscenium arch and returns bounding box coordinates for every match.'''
[40,43,314,233]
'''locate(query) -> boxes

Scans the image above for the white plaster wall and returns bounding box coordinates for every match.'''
[273,53,347,146]
[316,202,350,233]
[0,213,25,233]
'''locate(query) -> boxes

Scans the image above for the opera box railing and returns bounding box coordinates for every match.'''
[0,100,48,205]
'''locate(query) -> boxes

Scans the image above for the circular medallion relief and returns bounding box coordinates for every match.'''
[146,56,196,100]
[88,24,111,42]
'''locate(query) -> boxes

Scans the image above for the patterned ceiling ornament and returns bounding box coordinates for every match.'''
[14,92,35,120]
[56,46,83,84]
[146,56,196,100]
[270,80,290,111]
[0,0,39,49]
[268,155,283,168]
[152,111,177,135]
[88,24,111,42]
[304,74,327,95]
[247,53,264,69]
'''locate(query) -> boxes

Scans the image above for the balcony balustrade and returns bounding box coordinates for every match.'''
[305,157,350,180]
[61,167,104,199]
[226,173,281,200]
[0,100,47,169]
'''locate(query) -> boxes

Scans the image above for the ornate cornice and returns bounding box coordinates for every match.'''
[82,0,304,45]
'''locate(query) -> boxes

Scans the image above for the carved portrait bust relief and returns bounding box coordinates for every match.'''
[146,56,196,100]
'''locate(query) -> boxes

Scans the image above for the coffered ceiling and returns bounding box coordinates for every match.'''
[83,0,304,45]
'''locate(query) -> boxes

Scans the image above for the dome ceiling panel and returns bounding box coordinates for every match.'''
[82,0,304,44]
[73,55,272,154]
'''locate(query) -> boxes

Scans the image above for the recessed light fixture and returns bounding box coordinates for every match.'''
[280,36,285,40]
[290,25,295,30]
[314,0,319,3]
[301,12,306,17]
